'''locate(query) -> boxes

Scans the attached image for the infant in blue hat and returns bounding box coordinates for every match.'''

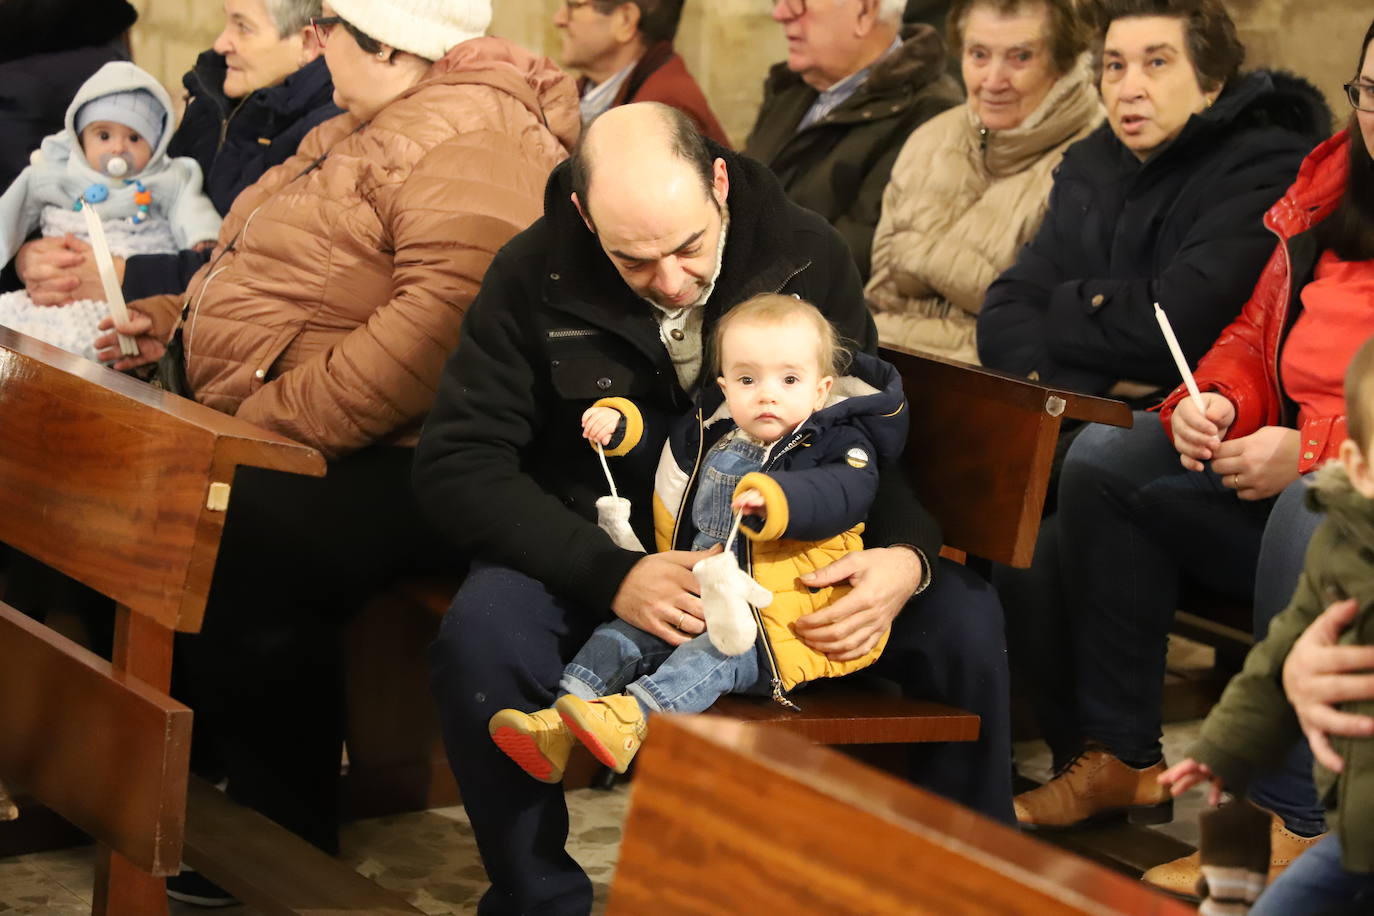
[0,61,222,361]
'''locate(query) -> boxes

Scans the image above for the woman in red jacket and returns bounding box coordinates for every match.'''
[1009,19,1374,893]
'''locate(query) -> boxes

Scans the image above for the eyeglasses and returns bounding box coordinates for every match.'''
[561,0,596,12]
[1345,80,1374,113]
[311,15,343,45]
[776,0,807,16]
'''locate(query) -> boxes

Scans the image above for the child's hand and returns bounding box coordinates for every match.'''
[190,239,216,253]
[581,406,620,446]
[1158,757,1223,805]
[731,488,766,516]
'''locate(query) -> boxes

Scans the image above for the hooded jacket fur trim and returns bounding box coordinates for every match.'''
[867,53,1102,363]
[133,37,579,460]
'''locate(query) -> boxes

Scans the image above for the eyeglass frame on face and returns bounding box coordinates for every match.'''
[561,0,598,13]
[311,15,343,45]
[777,0,807,16]
[1345,80,1374,113]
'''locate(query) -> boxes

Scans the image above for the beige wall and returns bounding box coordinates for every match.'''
[128,2,1367,139]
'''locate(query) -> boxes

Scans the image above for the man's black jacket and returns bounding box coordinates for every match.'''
[413,144,940,613]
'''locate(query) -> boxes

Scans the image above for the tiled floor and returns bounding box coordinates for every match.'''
[0,785,630,916]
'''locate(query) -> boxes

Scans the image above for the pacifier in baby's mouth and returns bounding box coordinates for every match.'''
[98,153,134,177]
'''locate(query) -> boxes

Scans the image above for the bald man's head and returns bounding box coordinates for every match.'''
[568,103,731,310]
[570,103,718,230]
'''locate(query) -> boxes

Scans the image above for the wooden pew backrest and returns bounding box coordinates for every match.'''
[882,345,1131,568]
[609,715,1196,916]
[0,330,324,632]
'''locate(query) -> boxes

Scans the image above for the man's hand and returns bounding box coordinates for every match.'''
[1282,598,1374,773]
[94,307,164,369]
[1171,392,1235,471]
[793,545,923,661]
[1210,426,1300,501]
[611,547,719,646]
[17,235,122,305]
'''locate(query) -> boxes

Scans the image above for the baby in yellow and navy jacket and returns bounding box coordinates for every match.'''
[487,293,909,781]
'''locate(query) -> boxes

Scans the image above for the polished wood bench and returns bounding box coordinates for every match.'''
[343,347,1133,815]
[608,714,1195,916]
[0,330,422,914]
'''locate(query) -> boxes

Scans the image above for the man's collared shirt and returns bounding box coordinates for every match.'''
[647,207,730,391]
[796,35,903,132]
[579,61,635,124]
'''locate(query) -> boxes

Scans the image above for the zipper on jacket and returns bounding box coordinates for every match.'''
[769,261,812,295]
[741,430,810,710]
[547,328,602,339]
[670,408,707,549]
[743,547,800,711]
[1267,216,1298,428]
[217,95,250,153]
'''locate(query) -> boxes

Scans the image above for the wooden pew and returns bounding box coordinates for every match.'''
[608,715,1195,916]
[0,329,395,914]
[343,347,1133,813]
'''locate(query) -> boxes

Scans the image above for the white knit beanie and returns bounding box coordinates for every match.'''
[328,0,491,62]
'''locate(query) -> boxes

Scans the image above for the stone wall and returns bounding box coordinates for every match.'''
[126,2,1366,138]
[125,0,221,114]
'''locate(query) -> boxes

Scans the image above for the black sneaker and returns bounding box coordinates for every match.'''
[165,869,238,908]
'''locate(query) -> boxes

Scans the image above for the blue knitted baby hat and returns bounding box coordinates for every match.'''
[75,89,165,150]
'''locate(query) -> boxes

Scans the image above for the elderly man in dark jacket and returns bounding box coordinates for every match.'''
[744,0,959,280]
[16,0,341,305]
[415,102,1011,916]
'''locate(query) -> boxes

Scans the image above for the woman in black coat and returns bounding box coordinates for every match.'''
[983,0,1332,837]
[977,5,1329,399]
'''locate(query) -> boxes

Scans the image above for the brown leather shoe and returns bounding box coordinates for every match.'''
[1013,745,1172,830]
[1141,810,1327,900]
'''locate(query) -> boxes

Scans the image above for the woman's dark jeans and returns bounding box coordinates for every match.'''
[999,414,1325,834]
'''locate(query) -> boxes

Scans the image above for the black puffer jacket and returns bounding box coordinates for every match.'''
[743,25,960,281]
[121,51,341,301]
[413,143,940,613]
[977,71,1332,396]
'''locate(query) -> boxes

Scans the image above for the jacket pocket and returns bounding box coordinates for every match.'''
[244,321,308,393]
[548,330,651,401]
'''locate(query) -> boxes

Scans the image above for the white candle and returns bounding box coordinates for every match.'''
[80,203,138,357]
[1153,302,1206,416]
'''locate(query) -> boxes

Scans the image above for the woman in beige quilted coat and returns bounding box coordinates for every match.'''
[93,0,582,869]
[866,0,1100,364]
